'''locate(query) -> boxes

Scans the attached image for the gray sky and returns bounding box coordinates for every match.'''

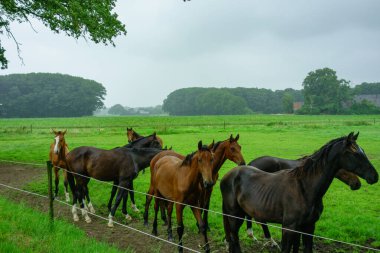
[2,0,380,107]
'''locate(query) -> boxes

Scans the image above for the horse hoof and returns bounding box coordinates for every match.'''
[168,237,173,242]
[107,222,114,228]
[65,193,70,202]
[89,207,95,214]
[144,221,149,227]
[73,215,79,222]
[131,204,140,213]
[125,214,132,221]
[85,216,92,223]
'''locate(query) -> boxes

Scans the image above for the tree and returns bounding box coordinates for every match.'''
[302,68,351,114]
[0,0,126,69]
[108,104,127,115]
[0,73,106,117]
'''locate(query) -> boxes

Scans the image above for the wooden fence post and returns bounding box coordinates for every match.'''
[46,161,54,227]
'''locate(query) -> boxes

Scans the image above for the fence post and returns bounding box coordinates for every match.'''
[46,161,54,227]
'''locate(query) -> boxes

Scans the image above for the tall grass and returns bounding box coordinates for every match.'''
[0,114,379,249]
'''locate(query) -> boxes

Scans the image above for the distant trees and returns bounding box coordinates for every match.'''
[0,73,106,117]
[301,68,351,114]
[162,87,303,115]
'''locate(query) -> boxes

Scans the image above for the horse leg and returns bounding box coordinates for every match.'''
[191,206,210,253]
[77,179,91,223]
[63,170,70,202]
[175,204,185,253]
[281,224,298,253]
[121,183,132,221]
[160,201,167,225]
[67,172,79,222]
[54,167,59,198]
[221,197,244,253]
[152,197,160,236]
[166,202,174,241]
[201,188,212,232]
[245,216,258,241]
[108,180,129,227]
[129,180,139,213]
[262,223,280,249]
[108,180,118,212]
[302,223,315,253]
[83,181,95,214]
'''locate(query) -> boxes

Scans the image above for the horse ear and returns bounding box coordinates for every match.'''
[169,146,173,150]
[346,132,354,145]
[235,134,240,142]
[208,140,215,150]
[51,128,57,135]
[63,129,67,135]
[127,127,131,131]
[152,132,157,139]
[229,134,234,142]
[198,140,202,150]
[354,132,359,140]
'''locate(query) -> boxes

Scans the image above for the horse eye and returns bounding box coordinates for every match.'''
[198,158,202,163]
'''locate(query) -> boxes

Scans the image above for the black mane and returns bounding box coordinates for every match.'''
[182,145,211,166]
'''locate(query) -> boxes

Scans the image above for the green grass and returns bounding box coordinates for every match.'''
[0,114,379,250]
[0,196,131,253]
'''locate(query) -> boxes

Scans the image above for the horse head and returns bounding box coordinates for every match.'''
[126,127,134,143]
[194,140,214,189]
[52,129,67,154]
[338,132,378,184]
[225,134,245,166]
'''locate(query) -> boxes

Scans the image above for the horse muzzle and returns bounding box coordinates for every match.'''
[239,159,246,166]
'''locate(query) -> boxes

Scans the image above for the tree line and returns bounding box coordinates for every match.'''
[163,68,380,115]
[0,73,106,117]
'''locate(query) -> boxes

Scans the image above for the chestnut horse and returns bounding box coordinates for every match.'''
[221,132,378,253]
[151,141,214,253]
[143,134,246,228]
[66,134,162,225]
[127,127,163,146]
[245,155,361,244]
[49,129,70,202]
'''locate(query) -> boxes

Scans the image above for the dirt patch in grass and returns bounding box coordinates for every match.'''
[0,163,375,253]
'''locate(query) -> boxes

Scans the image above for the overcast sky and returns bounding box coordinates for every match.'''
[2,0,380,107]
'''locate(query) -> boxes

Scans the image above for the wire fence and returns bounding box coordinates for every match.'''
[0,159,379,252]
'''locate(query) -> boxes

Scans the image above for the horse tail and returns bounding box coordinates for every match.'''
[65,159,76,198]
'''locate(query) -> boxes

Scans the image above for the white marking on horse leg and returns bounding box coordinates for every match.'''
[108,213,114,227]
[65,191,70,202]
[82,200,89,211]
[54,136,59,154]
[263,238,280,249]
[125,213,132,221]
[88,202,95,214]
[81,208,91,223]
[246,228,258,241]
[72,204,79,221]
[131,203,140,213]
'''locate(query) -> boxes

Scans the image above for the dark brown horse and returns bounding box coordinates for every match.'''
[143,134,246,228]
[151,141,214,253]
[66,134,162,225]
[49,129,70,202]
[221,132,378,253]
[245,155,362,243]
[127,127,163,146]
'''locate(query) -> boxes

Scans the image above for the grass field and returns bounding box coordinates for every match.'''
[0,114,379,251]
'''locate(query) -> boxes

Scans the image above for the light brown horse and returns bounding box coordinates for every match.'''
[143,134,246,228]
[49,129,70,202]
[151,141,214,253]
[127,127,163,146]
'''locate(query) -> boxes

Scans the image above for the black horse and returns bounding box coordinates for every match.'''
[66,134,162,225]
[245,155,362,244]
[221,132,378,253]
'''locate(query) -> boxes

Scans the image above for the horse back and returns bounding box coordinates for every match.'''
[249,156,301,172]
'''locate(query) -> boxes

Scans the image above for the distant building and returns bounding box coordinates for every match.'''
[354,94,380,107]
[293,101,304,111]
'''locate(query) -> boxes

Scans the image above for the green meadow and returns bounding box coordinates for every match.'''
[0,114,379,251]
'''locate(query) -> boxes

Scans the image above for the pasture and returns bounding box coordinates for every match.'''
[0,114,379,252]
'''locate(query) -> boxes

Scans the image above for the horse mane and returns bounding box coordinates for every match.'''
[290,136,346,178]
[182,145,211,166]
[212,141,222,152]
[123,133,156,147]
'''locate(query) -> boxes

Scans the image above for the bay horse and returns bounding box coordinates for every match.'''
[66,134,162,225]
[49,129,70,202]
[143,134,246,229]
[245,155,361,243]
[221,132,378,253]
[151,141,214,253]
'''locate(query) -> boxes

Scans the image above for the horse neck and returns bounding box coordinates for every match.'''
[130,149,161,170]
[212,142,228,176]
[179,158,203,191]
[133,132,142,140]
[58,140,68,161]
[298,155,341,205]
